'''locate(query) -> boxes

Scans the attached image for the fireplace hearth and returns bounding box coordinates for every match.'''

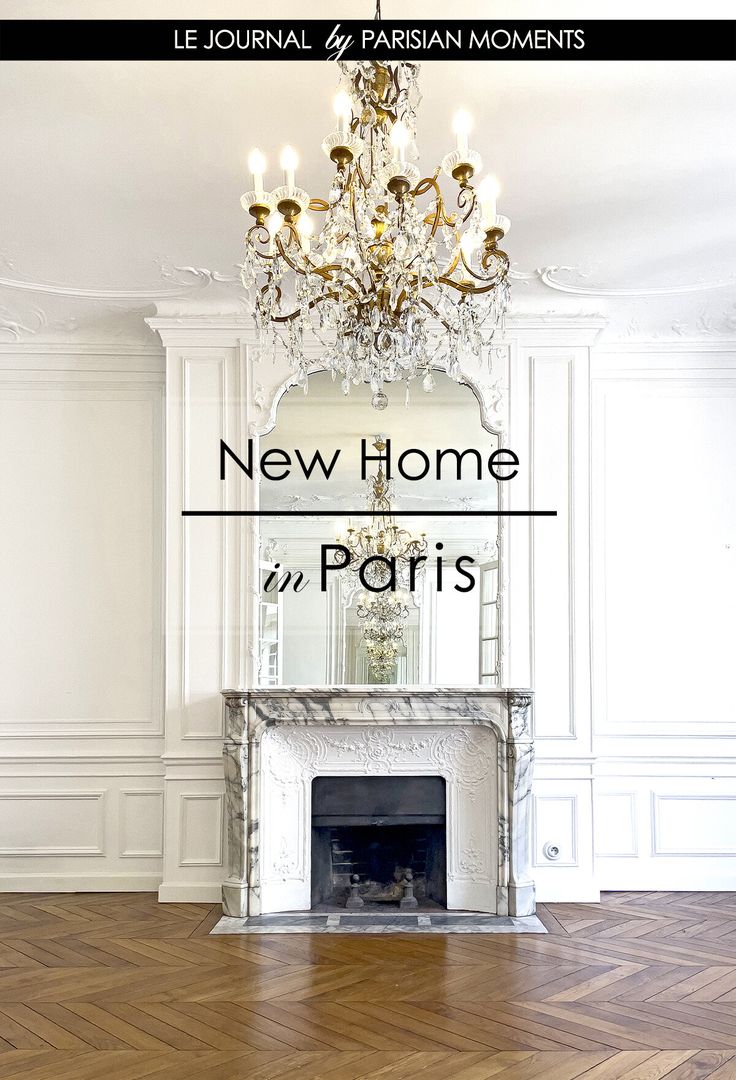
[310,776,447,909]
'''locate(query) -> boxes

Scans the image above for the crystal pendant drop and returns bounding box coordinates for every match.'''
[371,390,389,411]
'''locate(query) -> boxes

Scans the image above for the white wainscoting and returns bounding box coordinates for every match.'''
[156,329,254,902]
[591,346,736,891]
[509,331,599,901]
[0,346,166,891]
[4,331,734,903]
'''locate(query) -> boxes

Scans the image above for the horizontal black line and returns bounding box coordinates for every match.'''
[182,510,557,517]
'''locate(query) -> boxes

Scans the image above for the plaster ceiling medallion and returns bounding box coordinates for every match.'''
[240,49,511,409]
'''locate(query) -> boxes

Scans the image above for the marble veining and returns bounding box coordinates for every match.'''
[210,912,547,935]
[221,686,535,922]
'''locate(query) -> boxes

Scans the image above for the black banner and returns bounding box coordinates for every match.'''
[0,20,734,61]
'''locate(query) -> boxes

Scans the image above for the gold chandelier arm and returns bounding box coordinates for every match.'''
[269,293,327,324]
[412,171,441,199]
[273,227,312,275]
[272,227,372,302]
[268,277,365,325]
[482,245,510,272]
[244,227,281,265]
[457,184,477,223]
[440,249,462,278]
[412,176,445,235]
[308,198,330,212]
[456,246,510,285]
[417,294,452,331]
[245,222,270,244]
[436,261,509,295]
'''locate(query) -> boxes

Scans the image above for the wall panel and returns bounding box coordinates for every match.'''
[0,347,165,891]
[591,348,736,890]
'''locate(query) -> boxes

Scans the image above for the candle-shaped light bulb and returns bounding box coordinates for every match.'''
[452,109,473,159]
[333,90,352,137]
[477,175,501,230]
[390,119,411,167]
[265,210,282,255]
[248,147,266,199]
[280,145,299,195]
[460,229,482,261]
[296,212,314,253]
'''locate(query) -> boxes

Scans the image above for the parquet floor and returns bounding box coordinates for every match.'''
[0,893,735,1077]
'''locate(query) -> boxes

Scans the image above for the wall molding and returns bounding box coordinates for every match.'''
[532,793,579,868]
[651,793,736,857]
[0,791,105,857]
[178,793,224,868]
[120,790,165,859]
[591,364,736,739]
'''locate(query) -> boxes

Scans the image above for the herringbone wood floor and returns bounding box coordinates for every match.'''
[0,894,735,1077]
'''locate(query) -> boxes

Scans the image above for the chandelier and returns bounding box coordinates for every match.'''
[336,436,428,588]
[335,436,427,680]
[360,595,410,682]
[241,60,510,409]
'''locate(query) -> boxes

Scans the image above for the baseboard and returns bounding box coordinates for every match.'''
[0,873,162,892]
[536,882,601,904]
[595,868,736,892]
[158,882,222,903]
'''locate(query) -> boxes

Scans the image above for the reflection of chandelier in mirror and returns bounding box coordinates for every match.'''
[241,58,510,409]
[360,604,402,678]
[336,436,427,681]
[336,435,428,589]
[358,592,410,683]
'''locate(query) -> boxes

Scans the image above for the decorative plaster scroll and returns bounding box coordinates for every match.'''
[260,721,498,908]
[0,305,46,340]
[535,265,736,298]
[4,257,730,313]
[0,261,240,301]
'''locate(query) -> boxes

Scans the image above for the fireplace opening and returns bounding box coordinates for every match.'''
[310,776,447,910]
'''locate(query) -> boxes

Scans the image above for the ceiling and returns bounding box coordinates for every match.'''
[1,0,735,342]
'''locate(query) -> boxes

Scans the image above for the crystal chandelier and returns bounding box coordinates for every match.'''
[361,598,409,682]
[357,589,412,682]
[241,59,510,409]
[336,436,428,589]
[335,436,426,680]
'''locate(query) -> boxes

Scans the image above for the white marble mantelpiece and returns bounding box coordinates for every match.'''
[221,686,535,919]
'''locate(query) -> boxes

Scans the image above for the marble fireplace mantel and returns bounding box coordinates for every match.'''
[221,686,535,919]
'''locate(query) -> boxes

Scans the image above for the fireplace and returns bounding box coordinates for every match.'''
[310,776,447,909]
[221,687,535,919]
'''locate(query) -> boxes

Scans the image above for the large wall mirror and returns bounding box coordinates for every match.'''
[257,371,501,687]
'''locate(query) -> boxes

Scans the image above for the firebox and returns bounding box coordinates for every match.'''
[310,776,447,910]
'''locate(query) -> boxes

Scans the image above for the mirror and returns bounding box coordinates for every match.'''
[257,372,500,686]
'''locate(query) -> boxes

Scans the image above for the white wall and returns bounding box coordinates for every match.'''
[517,340,736,900]
[3,326,734,903]
[590,346,736,890]
[0,345,165,891]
